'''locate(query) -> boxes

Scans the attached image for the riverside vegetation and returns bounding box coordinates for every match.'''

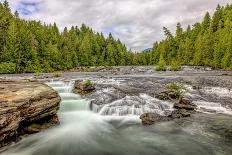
[0,1,231,74]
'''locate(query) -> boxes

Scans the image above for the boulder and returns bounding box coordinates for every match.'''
[174,98,196,110]
[155,91,170,100]
[155,90,180,101]
[140,113,170,125]
[74,80,95,95]
[169,109,191,119]
[0,80,61,148]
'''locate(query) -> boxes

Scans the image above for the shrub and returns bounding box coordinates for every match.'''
[83,80,93,87]
[156,65,167,71]
[156,54,167,71]
[53,71,62,77]
[166,82,188,99]
[170,59,181,71]
[0,62,16,74]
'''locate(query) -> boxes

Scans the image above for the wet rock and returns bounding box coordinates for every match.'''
[174,98,196,110]
[74,80,95,95]
[140,113,170,125]
[155,90,180,101]
[23,115,59,134]
[140,97,196,125]
[196,77,232,89]
[169,109,191,119]
[155,91,170,100]
[0,80,61,148]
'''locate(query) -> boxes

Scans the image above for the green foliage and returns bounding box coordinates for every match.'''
[0,1,231,72]
[53,71,62,77]
[35,72,42,77]
[146,4,232,70]
[170,59,181,71]
[0,1,135,73]
[83,80,93,87]
[166,82,188,99]
[0,62,16,74]
[156,54,167,71]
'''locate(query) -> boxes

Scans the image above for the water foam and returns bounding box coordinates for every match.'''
[193,100,232,115]
[202,87,232,98]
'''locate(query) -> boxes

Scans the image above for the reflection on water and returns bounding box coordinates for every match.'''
[2,80,232,155]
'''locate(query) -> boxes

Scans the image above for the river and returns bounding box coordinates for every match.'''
[2,79,232,155]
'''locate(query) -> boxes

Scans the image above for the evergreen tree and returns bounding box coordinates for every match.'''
[149,3,232,70]
[156,53,167,71]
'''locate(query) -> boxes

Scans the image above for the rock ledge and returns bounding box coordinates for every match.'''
[0,80,61,148]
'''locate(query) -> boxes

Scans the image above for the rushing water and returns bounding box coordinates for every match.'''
[2,80,232,155]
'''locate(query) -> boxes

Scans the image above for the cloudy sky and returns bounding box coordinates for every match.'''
[4,0,231,51]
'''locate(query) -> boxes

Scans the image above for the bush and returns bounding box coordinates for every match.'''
[156,54,167,71]
[0,62,16,74]
[83,80,93,87]
[170,59,181,71]
[53,71,62,77]
[166,82,188,99]
[156,65,167,71]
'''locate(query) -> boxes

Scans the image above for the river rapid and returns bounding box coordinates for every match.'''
[2,78,232,155]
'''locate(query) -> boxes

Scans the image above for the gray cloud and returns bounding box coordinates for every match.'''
[7,0,231,51]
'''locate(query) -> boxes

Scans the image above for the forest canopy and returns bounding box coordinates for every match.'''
[0,1,135,73]
[0,1,231,73]
[147,4,232,70]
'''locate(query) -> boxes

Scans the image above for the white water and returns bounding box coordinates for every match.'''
[48,80,232,116]
[193,100,232,115]
[93,94,173,116]
[203,87,232,98]
[185,85,232,115]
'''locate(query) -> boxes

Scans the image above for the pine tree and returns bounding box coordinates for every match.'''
[156,53,167,71]
[170,59,181,71]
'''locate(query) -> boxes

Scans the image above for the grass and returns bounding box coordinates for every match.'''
[166,82,188,99]
[83,80,93,87]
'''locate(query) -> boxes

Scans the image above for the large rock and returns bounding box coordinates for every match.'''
[0,80,61,148]
[74,80,95,95]
[140,113,170,125]
[169,109,191,119]
[140,98,196,125]
[174,98,196,110]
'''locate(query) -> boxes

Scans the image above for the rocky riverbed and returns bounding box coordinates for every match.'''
[0,66,232,154]
[0,80,61,150]
[72,74,232,125]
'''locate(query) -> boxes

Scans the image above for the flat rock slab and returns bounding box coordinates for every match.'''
[0,80,61,148]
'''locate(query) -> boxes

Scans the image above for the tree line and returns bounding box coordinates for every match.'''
[141,4,232,70]
[0,1,231,73]
[0,1,136,73]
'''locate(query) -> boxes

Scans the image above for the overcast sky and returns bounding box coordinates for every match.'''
[4,0,231,51]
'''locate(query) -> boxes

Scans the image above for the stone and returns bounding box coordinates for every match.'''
[155,90,180,101]
[169,109,191,119]
[155,92,169,100]
[74,80,95,95]
[140,113,170,125]
[174,98,196,110]
[0,80,61,148]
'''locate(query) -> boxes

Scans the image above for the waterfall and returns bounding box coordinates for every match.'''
[46,81,89,112]
[91,93,173,116]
